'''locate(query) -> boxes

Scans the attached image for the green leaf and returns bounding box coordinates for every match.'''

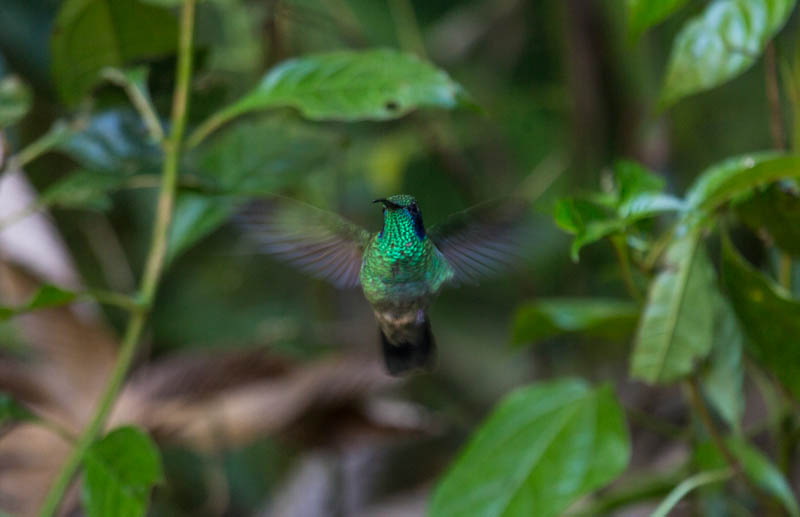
[630,228,715,383]
[617,192,685,219]
[100,66,163,141]
[192,48,473,144]
[0,393,36,423]
[41,169,128,211]
[684,153,800,213]
[614,159,665,204]
[512,298,639,346]
[661,0,796,107]
[721,236,800,399]
[627,0,689,42]
[166,117,341,261]
[651,469,733,517]
[554,162,680,261]
[27,285,77,310]
[701,294,744,430]
[696,439,800,517]
[430,379,630,517]
[51,0,178,104]
[0,75,32,128]
[82,426,164,517]
[0,285,78,321]
[734,183,800,256]
[553,198,623,261]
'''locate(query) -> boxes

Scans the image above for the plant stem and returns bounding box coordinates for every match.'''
[611,234,642,303]
[765,42,786,151]
[650,468,734,517]
[37,1,196,515]
[687,376,743,474]
[13,121,74,170]
[568,469,686,516]
[101,67,165,143]
[779,253,792,291]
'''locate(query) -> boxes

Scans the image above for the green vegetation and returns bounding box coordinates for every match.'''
[1,0,800,515]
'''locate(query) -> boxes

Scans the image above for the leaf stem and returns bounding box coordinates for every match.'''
[686,375,743,473]
[611,234,642,303]
[12,121,74,170]
[765,42,786,151]
[650,468,734,517]
[101,67,165,143]
[37,1,196,515]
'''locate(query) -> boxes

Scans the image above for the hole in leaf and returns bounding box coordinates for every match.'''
[385,101,399,111]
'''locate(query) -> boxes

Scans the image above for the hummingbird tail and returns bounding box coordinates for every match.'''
[379,318,437,376]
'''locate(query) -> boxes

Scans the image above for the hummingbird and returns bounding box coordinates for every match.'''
[239,194,526,375]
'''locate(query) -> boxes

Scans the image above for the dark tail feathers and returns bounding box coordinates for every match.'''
[380,319,437,375]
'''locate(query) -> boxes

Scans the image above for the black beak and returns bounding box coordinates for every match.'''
[373,198,402,210]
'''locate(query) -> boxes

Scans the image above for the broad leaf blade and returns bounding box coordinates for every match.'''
[512,298,639,346]
[51,0,178,104]
[430,379,630,517]
[203,48,472,132]
[630,228,715,383]
[685,153,800,214]
[734,183,800,256]
[166,117,341,261]
[627,0,689,42]
[41,169,128,212]
[701,294,744,430]
[82,426,164,517]
[721,237,800,399]
[661,0,796,107]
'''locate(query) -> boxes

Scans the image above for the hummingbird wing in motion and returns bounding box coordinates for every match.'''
[238,197,371,288]
[429,198,529,284]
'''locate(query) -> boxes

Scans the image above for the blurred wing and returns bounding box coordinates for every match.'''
[238,197,372,288]
[429,198,529,284]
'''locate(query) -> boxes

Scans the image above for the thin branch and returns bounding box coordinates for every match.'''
[101,67,165,143]
[37,1,197,515]
[611,234,642,303]
[765,42,786,151]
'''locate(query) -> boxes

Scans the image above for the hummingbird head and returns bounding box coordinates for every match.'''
[373,194,425,240]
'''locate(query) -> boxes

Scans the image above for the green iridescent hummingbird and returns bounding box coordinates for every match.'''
[241,194,525,375]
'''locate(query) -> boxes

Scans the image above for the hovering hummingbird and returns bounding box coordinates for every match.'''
[240,194,526,375]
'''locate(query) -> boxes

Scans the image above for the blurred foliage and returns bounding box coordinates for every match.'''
[2,0,800,516]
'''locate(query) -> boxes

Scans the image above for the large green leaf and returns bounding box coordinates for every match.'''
[734,183,800,256]
[685,153,800,213]
[51,0,178,104]
[0,75,32,128]
[627,0,689,42]
[701,294,744,430]
[721,236,800,399]
[661,0,796,106]
[0,285,77,322]
[430,379,630,517]
[696,438,800,516]
[82,426,164,517]
[512,298,639,346]
[57,109,163,172]
[166,117,341,261]
[630,228,715,383]
[189,48,473,145]
[40,169,129,212]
